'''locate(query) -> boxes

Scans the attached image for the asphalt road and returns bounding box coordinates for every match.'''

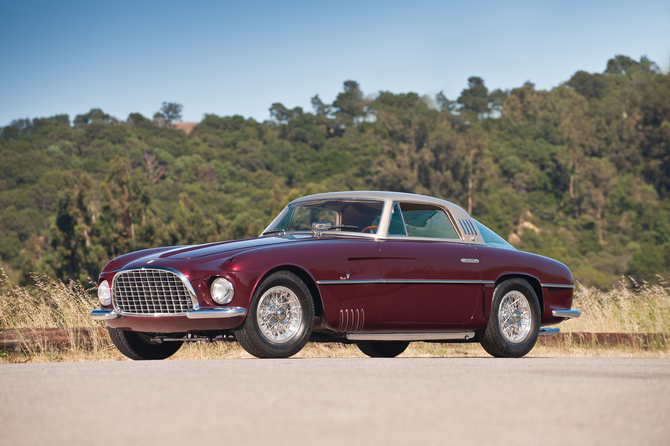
[1,357,668,446]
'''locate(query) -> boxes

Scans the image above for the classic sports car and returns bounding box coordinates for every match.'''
[92,191,579,359]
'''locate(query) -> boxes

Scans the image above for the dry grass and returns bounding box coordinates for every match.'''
[1,272,669,364]
[567,278,670,334]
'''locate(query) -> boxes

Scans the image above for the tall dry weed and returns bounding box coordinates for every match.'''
[566,277,670,334]
[0,270,110,358]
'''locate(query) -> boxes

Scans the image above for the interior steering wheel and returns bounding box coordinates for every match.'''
[361,225,378,233]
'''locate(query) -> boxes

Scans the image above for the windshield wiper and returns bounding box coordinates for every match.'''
[262,229,286,236]
[325,225,358,231]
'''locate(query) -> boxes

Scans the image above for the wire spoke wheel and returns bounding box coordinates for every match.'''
[479,278,540,358]
[234,270,314,358]
[498,291,531,343]
[256,286,303,343]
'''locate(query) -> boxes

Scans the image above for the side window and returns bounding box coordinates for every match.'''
[388,203,407,236]
[399,203,459,239]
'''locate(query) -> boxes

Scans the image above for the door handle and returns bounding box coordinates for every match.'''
[461,258,479,264]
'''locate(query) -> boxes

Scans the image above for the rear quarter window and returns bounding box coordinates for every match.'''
[398,203,459,239]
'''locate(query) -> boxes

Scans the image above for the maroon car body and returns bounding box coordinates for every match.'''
[92,191,579,359]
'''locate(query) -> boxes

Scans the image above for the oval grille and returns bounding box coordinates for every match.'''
[113,269,195,315]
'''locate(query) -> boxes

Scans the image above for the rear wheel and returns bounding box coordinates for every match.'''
[356,340,410,358]
[234,271,314,358]
[479,278,540,358]
[108,327,183,360]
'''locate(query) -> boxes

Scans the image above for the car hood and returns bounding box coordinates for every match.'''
[158,236,295,260]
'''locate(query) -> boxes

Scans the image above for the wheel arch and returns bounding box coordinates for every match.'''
[257,265,324,318]
[494,274,544,316]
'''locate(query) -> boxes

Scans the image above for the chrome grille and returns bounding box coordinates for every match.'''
[113,269,194,315]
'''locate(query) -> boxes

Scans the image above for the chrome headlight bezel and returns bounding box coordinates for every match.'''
[211,277,235,305]
[98,280,111,306]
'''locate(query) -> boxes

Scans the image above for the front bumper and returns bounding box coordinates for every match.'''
[91,307,247,320]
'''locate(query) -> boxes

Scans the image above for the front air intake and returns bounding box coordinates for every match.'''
[112,268,195,316]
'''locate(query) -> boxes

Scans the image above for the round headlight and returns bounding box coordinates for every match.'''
[211,277,234,305]
[98,280,111,306]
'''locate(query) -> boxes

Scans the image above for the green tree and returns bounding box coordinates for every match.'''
[160,102,184,124]
[333,80,365,118]
[457,77,489,116]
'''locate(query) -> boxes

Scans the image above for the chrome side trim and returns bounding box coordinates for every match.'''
[552,308,581,319]
[542,283,575,289]
[539,327,560,337]
[112,266,199,316]
[317,279,494,286]
[317,279,381,285]
[346,332,475,341]
[91,309,120,320]
[460,258,479,264]
[186,307,247,319]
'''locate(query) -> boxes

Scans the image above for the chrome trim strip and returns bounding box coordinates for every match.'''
[112,266,199,316]
[317,279,494,285]
[539,327,560,337]
[186,307,247,319]
[552,308,581,319]
[346,332,475,341]
[318,279,381,285]
[90,309,120,320]
[542,283,575,289]
[460,258,479,264]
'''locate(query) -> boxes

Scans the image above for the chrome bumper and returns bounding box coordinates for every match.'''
[90,307,247,320]
[539,327,560,337]
[552,308,581,319]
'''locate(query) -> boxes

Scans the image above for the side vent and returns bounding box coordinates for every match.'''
[458,219,478,236]
[338,309,365,332]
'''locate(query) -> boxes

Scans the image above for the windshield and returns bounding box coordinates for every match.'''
[473,220,516,250]
[266,200,384,235]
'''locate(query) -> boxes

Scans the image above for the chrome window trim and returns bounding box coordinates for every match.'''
[111,266,199,317]
[542,283,575,289]
[387,201,408,236]
[317,279,494,285]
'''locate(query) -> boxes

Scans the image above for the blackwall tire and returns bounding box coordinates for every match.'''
[107,327,183,360]
[234,271,314,358]
[356,341,410,358]
[479,278,540,358]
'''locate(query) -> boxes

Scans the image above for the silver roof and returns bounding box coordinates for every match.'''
[290,190,466,212]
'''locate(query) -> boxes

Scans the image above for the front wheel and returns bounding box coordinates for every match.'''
[108,327,183,360]
[234,271,315,358]
[356,341,410,358]
[479,278,540,358]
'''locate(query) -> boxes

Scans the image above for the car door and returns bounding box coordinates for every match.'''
[378,202,482,326]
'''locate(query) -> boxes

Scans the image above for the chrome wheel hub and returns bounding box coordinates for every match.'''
[256,286,302,343]
[498,291,531,344]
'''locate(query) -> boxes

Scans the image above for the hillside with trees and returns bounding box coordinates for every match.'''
[1,55,669,289]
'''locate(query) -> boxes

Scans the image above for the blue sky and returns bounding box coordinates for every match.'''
[1,0,668,126]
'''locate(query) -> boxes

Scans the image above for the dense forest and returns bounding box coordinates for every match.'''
[1,55,669,290]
